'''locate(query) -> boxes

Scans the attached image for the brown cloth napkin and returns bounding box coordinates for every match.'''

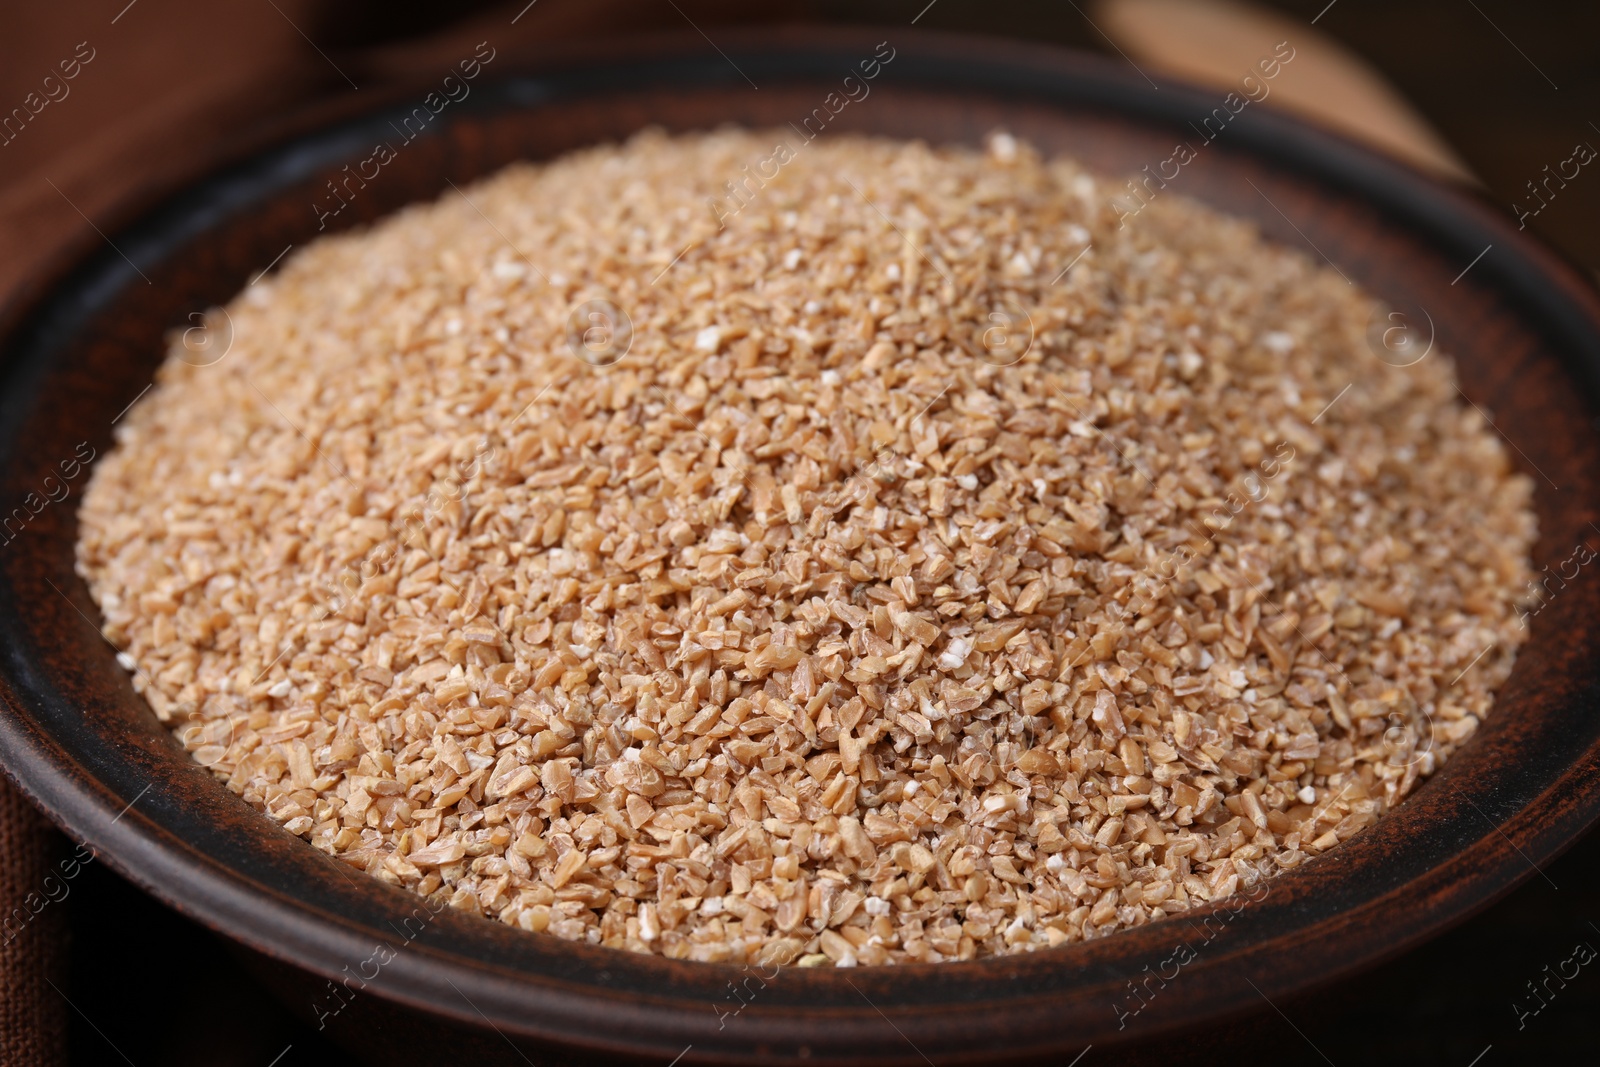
[0,784,68,1066]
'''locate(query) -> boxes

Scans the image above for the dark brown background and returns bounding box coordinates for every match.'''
[3,1,1598,1064]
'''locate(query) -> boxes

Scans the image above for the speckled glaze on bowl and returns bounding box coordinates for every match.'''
[3,28,1600,1067]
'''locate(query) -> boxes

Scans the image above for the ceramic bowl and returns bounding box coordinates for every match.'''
[3,28,1600,1066]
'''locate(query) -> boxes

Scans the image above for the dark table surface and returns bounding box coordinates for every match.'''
[7,1,1598,1064]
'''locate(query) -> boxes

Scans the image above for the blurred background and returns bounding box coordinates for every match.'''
[2,1,1597,1064]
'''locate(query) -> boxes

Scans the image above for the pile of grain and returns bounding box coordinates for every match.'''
[76,129,1535,966]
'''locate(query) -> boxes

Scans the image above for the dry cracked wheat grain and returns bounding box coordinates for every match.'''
[75,129,1536,967]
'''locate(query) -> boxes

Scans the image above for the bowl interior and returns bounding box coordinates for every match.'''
[3,31,1600,1065]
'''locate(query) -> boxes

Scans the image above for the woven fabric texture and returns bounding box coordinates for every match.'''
[0,780,67,1067]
